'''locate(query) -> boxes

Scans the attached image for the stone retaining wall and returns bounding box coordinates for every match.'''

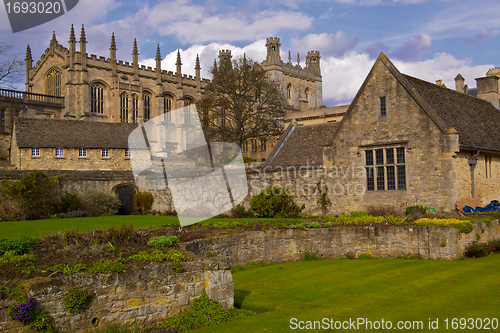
[183,220,500,263]
[0,258,233,333]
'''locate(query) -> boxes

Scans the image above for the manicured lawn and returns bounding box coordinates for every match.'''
[0,215,320,239]
[0,215,179,239]
[196,256,500,333]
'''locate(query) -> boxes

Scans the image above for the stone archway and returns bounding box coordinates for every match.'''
[112,184,138,215]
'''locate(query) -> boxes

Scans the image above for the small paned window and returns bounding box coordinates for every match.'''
[79,148,87,158]
[55,148,64,157]
[365,147,406,191]
[102,148,109,158]
[125,148,132,159]
[31,147,40,157]
[380,96,386,116]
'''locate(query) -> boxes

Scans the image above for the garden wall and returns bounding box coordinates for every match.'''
[0,258,234,332]
[183,220,500,263]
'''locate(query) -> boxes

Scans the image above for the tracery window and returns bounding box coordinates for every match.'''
[45,68,61,96]
[143,93,151,120]
[90,84,104,114]
[120,92,129,122]
[131,94,139,123]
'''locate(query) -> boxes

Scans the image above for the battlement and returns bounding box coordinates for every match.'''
[266,37,280,44]
[218,49,232,57]
[307,51,320,57]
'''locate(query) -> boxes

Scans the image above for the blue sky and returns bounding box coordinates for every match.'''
[1,0,499,106]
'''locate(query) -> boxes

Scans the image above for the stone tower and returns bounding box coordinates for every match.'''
[306,51,320,76]
[264,37,282,65]
[218,50,232,64]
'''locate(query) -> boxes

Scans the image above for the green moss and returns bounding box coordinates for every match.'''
[89,258,126,274]
[64,287,89,312]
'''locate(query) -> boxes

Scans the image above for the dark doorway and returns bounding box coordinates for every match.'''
[115,187,136,215]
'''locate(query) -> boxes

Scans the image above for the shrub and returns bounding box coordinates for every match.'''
[302,251,318,261]
[250,186,304,218]
[28,308,54,333]
[58,191,82,214]
[345,251,356,259]
[64,287,89,312]
[465,239,500,258]
[307,222,322,228]
[229,204,254,218]
[0,197,25,221]
[288,223,305,229]
[159,290,254,331]
[133,192,154,215]
[313,181,331,216]
[58,209,92,219]
[406,205,428,215]
[0,236,36,254]
[2,170,62,220]
[165,249,186,262]
[1,251,34,263]
[80,190,121,216]
[9,297,37,324]
[129,250,168,263]
[89,258,126,274]
[147,235,179,248]
[171,261,183,273]
[358,253,373,259]
[323,222,332,227]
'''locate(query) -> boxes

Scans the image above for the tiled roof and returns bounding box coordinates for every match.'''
[404,75,500,152]
[14,118,139,148]
[266,122,338,167]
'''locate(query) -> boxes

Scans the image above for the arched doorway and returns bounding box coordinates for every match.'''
[114,186,137,215]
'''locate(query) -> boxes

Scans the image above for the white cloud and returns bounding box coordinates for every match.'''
[321,52,493,106]
[290,32,359,58]
[390,34,431,61]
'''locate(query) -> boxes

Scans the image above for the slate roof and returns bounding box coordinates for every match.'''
[266,122,338,168]
[403,74,500,152]
[14,118,139,148]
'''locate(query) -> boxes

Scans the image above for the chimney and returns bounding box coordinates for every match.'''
[454,73,465,93]
[476,76,500,108]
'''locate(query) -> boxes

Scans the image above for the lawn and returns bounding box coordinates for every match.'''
[0,215,321,239]
[195,256,500,333]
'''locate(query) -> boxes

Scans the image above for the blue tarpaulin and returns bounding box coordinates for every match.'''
[463,200,500,213]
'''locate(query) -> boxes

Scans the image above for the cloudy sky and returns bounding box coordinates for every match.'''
[1,0,499,106]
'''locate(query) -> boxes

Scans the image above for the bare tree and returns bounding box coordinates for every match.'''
[197,55,287,147]
[0,42,23,90]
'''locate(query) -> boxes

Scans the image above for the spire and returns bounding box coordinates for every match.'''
[79,24,86,43]
[297,53,300,65]
[110,32,117,51]
[155,44,161,61]
[288,50,291,63]
[213,58,218,73]
[132,38,139,55]
[50,31,57,46]
[195,54,200,70]
[175,49,182,66]
[69,24,75,43]
[25,44,32,62]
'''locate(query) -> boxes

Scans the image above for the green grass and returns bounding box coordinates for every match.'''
[0,215,320,239]
[195,256,500,333]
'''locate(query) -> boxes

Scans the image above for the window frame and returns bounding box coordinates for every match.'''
[79,148,87,158]
[90,83,104,114]
[31,147,40,157]
[125,148,132,159]
[380,96,387,116]
[102,148,110,159]
[55,147,64,158]
[364,146,406,192]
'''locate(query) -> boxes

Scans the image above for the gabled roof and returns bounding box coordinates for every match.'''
[329,52,500,153]
[264,121,338,168]
[14,118,139,149]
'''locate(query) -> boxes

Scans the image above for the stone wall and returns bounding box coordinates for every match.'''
[0,258,233,333]
[13,147,132,171]
[183,220,500,263]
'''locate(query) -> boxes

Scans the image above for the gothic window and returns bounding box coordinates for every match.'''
[251,139,257,152]
[184,99,193,124]
[90,84,104,114]
[120,92,129,122]
[45,68,61,96]
[164,96,172,122]
[131,94,139,122]
[260,138,267,151]
[365,147,406,191]
[143,93,151,121]
[287,84,292,99]
[304,88,309,104]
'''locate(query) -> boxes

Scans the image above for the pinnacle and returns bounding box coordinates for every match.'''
[80,24,86,43]
[69,24,75,42]
[110,33,117,51]
[133,38,139,55]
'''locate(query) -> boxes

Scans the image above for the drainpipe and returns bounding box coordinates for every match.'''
[468,151,480,198]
